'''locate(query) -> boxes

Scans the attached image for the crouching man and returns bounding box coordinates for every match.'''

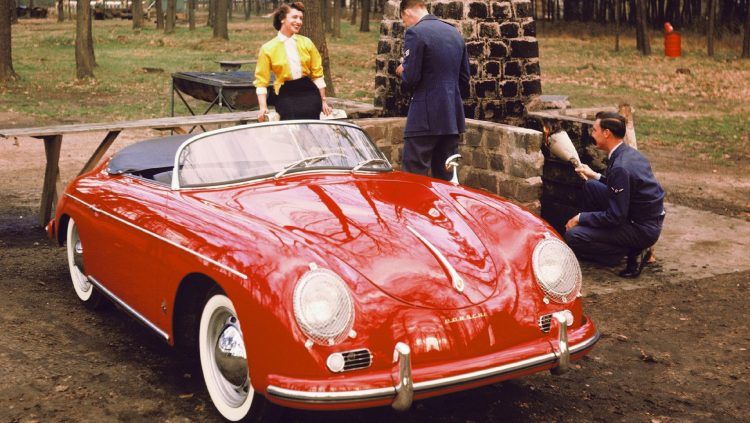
[565,112,666,278]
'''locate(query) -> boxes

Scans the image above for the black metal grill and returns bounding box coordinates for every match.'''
[342,349,372,371]
[538,314,553,333]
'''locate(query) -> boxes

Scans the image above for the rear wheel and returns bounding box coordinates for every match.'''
[66,218,104,309]
[199,292,271,421]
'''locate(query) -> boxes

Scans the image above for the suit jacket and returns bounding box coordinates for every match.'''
[580,144,665,228]
[401,15,470,137]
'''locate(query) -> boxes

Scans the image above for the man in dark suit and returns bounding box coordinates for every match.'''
[395,0,470,181]
[565,112,666,278]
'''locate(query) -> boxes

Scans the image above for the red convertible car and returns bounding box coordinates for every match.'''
[47,121,598,421]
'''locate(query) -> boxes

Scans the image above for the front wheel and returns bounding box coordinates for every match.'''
[66,218,104,309]
[199,292,271,421]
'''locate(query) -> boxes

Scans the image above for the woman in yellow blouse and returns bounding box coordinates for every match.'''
[254,2,332,121]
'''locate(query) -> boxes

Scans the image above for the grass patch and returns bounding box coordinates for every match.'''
[1,18,748,159]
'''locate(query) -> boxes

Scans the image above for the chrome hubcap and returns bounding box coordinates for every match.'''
[215,317,249,387]
[209,309,249,407]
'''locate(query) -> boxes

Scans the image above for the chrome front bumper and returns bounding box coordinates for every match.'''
[267,312,599,410]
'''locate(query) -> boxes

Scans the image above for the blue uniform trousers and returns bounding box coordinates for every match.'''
[402,134,459,181]
[565,180,664,266]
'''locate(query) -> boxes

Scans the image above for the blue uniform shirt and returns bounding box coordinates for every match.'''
[401,15,470,137]
[579,144,665,228]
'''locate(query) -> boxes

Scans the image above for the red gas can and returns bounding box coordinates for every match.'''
[664,22,681,58]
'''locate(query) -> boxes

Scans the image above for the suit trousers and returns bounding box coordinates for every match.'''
[564,179,664,266]
[402,134,459,181]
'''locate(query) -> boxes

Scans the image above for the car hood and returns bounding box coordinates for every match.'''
[198,176,501,310]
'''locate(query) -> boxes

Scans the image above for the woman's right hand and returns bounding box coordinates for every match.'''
[258,106,268,122]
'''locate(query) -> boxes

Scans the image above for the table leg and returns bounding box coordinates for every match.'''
[79,131,121,176]
[40,135,62,227]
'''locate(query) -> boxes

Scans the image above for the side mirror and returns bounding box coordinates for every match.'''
[444,154,462,185]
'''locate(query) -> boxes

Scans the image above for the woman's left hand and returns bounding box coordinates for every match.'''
[322,100,333,116]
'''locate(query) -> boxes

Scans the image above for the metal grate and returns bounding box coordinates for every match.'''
[538,314,553,333]
[342,349,372,371]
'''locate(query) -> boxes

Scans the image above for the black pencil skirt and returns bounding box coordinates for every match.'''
[275,77,322,120]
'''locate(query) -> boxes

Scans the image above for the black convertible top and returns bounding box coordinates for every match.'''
[107,134,192,174]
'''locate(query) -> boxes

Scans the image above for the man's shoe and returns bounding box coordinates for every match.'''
[619,248,653,278]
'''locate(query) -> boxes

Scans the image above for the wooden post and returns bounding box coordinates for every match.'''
[40,135,63,227]
[618,103,638,150]
[79,131,121,175]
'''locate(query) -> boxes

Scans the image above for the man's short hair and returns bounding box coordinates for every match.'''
[595,111,627,139]
[400,0,426,14]
[272,2,305,31]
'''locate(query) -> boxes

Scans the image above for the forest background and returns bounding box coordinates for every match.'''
[1,0,749,161]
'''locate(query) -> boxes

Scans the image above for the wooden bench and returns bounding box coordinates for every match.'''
[0,111,261,227]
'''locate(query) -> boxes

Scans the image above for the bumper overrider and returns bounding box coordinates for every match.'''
[267,312,599,410]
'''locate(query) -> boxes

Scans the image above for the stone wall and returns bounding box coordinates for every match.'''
[353,117,544,213]
[375,0,541,124]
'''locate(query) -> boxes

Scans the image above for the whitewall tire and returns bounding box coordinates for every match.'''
[66,218,103,308]
[199,292,267,421]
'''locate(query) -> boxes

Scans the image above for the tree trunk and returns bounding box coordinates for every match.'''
[207,0,214,27]
[300,0,336,97]
[243,0,250,20]
[156,0,164,29]
[0,0,17,82]
[333,0,340,38]
[635,0,651,55]
[213,0,229,39]
[707,0,716,56]
[350,0,357,25]
[189,0,196,30]
[57,0,64,22]
[76,0,95,79]
[228,0,232,20]
[615,0,620,51]
[359,0,369,31]
[165,0,175,33]
[10,0,17,24]
[132,0,143,29]
[743,0,750,58]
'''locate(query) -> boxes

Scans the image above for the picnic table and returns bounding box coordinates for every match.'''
[0,98,380,228]
[0,111,261,227]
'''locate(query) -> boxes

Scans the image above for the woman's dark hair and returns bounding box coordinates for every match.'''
[595,111,627,139]
[273,2,305,31]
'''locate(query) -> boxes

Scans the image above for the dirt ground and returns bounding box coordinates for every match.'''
[1,115,749,422]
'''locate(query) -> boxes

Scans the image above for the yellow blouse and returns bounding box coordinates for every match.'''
[254,33,326,95]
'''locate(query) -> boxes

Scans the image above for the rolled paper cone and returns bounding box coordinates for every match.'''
[548,130,582,168]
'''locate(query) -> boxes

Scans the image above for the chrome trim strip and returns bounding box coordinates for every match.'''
[406,226,465,293]
[266,331,600,404]
[171,120,374,190]
[87,275,170,341]
[66,194,248,280]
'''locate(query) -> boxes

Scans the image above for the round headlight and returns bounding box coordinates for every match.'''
[293,268,355,345]
[532,235,582,303]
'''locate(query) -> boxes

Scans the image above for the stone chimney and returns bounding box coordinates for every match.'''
[375,0,542,124]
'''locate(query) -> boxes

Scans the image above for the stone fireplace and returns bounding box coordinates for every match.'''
[375,0,542,124]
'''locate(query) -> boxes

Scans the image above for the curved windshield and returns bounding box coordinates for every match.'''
[176,122,390,188]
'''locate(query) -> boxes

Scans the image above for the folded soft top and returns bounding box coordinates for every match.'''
[107,134,192,174]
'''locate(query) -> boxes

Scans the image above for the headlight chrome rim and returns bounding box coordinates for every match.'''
[293,267,355,346]
[532,234,582,303]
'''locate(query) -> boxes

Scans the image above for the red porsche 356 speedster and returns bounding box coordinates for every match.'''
[47,121,598,421]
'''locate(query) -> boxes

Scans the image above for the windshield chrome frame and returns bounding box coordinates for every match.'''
[170,120,390,190]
